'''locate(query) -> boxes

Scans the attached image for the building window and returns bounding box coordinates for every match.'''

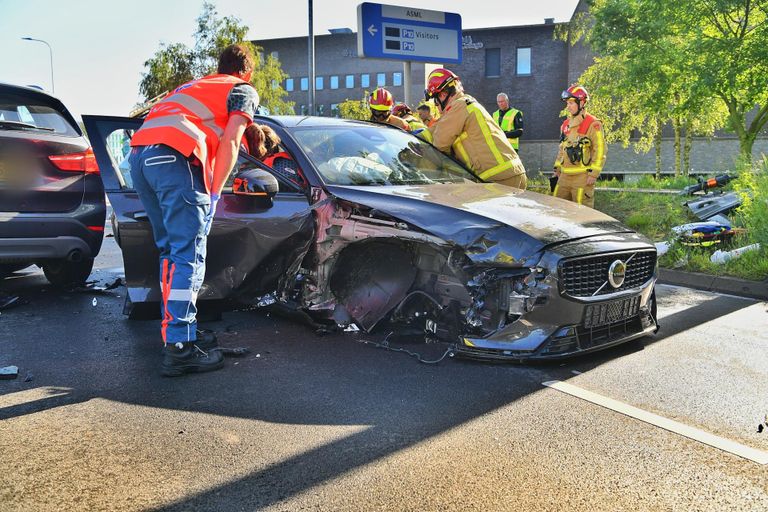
[285,78,294,92]
[377,73,386,86]
[517,47,532,75]
[331,103,340,117]
[270,51,279,60]
[361,74,370,88]
[345,75,355,88]
[393,72,402,86]
[300,77,309,91]
[485,48,501,78]
[330,76,339,89]
[316,76,324,90]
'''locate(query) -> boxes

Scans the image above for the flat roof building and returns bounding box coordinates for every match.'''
[253,0,766,175]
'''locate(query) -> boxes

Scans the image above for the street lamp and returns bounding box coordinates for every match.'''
[21,37,54,94]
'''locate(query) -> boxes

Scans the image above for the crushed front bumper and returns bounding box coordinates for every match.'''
[457,271,658,361]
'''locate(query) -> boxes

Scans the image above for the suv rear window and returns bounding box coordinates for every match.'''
[0,92,79,136]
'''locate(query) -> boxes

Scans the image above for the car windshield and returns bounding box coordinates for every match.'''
[291,124,479,186]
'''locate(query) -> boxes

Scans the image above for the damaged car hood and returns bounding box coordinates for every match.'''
[325,182,633,267]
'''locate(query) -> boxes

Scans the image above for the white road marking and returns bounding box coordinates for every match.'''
[543,380,768,465]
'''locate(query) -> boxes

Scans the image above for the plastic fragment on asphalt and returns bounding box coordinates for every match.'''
[344,323,360,332]
[92,298,98,306]
[0,294,21,310]
[0,366,19,379]
[255,293,277,307]
[215,347,250,357]
[104,277,123,290]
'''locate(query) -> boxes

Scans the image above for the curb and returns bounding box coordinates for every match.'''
[658,268,768,301]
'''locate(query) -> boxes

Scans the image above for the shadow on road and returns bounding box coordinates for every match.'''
[0,270,757,510]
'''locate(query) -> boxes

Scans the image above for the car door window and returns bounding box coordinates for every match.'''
[227,149,306,194]
[224,151,305,194]
[104,128,134,189]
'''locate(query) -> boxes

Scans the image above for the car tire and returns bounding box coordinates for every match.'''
[42,258,94,288]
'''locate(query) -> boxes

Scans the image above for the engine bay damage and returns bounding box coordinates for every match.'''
[268,191,551,345]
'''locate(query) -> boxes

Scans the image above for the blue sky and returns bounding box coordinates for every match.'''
[0,0,579,119]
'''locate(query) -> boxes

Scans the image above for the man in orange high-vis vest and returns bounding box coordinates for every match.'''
[552,84,606,209]
[426,68,527,189]
[128,44,260,376]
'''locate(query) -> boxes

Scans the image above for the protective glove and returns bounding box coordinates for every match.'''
[210,193,220,214]
[204,193,220,233]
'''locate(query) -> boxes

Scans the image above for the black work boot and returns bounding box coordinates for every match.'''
[161,342,224,377]
[194,329,218,350]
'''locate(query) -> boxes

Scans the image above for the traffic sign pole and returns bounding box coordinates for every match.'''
[403,61,412,107]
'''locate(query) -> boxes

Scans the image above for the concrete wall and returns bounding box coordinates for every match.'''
[519,137,768,178]
[254,24,574,138]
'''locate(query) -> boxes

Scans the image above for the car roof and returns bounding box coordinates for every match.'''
[0,81,58,99]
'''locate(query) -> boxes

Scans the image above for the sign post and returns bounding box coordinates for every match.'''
[357,2,462,106]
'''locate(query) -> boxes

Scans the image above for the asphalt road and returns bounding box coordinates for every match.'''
[1,230,767,511]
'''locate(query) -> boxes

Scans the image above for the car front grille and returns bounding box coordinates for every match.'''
[560,250,656,297]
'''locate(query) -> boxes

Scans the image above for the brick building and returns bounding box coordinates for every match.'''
[254,1,767,176]
[254,19,579,141]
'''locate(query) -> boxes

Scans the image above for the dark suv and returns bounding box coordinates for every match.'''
[0,83,105,286]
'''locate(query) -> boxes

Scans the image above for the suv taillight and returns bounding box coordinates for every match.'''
[48,147,100,174]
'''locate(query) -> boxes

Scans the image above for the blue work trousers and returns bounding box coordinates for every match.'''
[129,145,212,344]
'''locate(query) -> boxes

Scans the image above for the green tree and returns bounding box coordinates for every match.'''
[564,1,728,176]
[573,0,768,165]
[338,95,371,121]
[138,2,293,115]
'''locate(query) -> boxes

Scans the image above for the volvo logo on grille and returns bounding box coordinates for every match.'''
[608,260,627,288]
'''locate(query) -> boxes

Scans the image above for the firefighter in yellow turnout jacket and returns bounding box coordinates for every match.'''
[553,85,606,208]
[426,68,527,189]
[392,103,433,143]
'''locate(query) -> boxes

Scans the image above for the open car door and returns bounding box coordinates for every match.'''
[82,115,314,317]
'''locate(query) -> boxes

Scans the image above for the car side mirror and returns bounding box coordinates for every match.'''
[233,168,278,208]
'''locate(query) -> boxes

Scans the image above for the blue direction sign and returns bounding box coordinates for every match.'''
[357,2,462,64]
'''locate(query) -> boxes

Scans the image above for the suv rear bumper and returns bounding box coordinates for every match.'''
[0,237,92,263]
[0,204,106,264]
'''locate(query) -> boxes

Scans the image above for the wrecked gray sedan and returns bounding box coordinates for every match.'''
[84,115,657,360]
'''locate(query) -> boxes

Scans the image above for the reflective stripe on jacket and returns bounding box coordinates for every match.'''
[493,108,520,149]
[131,74,250,193]
[553,111,606,176]
[431,93,526,183]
